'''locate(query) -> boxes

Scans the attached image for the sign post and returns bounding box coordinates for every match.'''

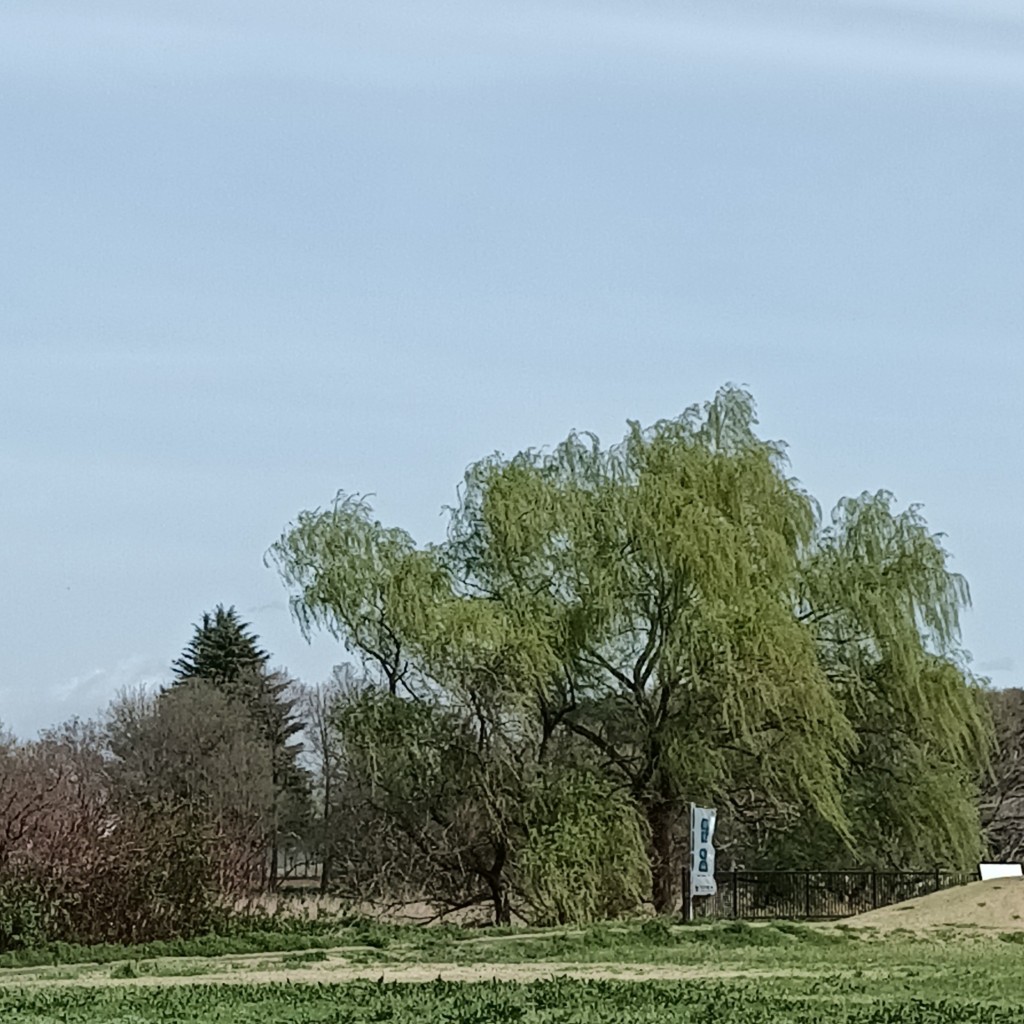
[688,803,717,921]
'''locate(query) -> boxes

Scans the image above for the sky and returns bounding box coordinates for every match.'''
[1,1,1021,737]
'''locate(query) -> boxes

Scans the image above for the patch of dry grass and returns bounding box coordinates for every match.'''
[844,878,1024,933]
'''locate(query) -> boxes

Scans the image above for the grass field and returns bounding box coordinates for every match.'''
[3,913,1024,1023]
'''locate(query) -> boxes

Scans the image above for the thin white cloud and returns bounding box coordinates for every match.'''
[53,656,171,721]
[1,657,170,738]
[2,1,1023,89]
[571,3,1024,87]
[826,0,1024,28]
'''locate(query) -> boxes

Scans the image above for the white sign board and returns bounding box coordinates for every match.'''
[979,863,1023,881]
[690,804,717,897]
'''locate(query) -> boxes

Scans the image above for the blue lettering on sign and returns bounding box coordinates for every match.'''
[700,820,710,843]
[698,848,709,872]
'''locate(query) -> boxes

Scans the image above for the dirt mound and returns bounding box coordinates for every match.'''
[844,878,1024,933]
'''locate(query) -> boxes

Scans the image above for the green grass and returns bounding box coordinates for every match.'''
[3,921,1024,1021]
[4,977,1024,1023]
[0,918,763,969]
[0,917,411,969]
[0,917,1001,972]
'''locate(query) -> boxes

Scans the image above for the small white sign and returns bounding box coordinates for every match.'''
[979,863,1023,881]
[690,804,717,897]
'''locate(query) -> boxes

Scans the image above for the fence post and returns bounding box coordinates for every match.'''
[682,864,691,923]
[804,871,811,918]
[871,871,878,910]
[934,867,941,893]
[732,870,738,919]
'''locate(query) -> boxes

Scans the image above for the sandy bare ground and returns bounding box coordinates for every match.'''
[0,960,848,990]
[845,878,1024,933]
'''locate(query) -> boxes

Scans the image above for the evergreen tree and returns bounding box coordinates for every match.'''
[171,605,308,888]
[172,605,269,688]
[171,606,302,756]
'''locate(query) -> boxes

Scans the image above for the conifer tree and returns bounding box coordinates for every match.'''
[172,605,307,888]
[172,604,269,688]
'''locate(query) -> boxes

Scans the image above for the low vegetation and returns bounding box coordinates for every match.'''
[2,920,1024,1022]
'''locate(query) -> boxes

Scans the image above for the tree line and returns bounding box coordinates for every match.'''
[1,386,1021,949]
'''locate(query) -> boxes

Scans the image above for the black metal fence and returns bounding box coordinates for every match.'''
[275,850,323,883]
[684,869,978,920]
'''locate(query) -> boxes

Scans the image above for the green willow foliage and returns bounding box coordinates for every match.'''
[518,770,651,926]
[796,494,992,868]
[267,495,450,696]
[269,386,991,917]
[444,388,855,909]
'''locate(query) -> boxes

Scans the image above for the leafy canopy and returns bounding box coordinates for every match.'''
[447,387,855,836]
[270,385,991,918]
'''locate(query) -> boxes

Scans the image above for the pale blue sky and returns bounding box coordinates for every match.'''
[2,1,1021,737]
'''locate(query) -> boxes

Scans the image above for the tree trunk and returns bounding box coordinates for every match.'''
[647,802,678,914]
[319,847,333,895]
[268,832,279,892]
[268,767,280,892]
[482,842,511,926]
[319,764,333,895]
[487,874,511,926]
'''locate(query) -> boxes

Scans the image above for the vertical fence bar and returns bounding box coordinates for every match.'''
[701,869,968,923]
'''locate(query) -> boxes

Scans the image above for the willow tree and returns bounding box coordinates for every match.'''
[269,495,650,924]
[267,495,450,697]
[270,385,990,916]
[795,493,992,869]
[447,386,854,911]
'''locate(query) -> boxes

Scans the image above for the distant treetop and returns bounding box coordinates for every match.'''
[171,604,269,687]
